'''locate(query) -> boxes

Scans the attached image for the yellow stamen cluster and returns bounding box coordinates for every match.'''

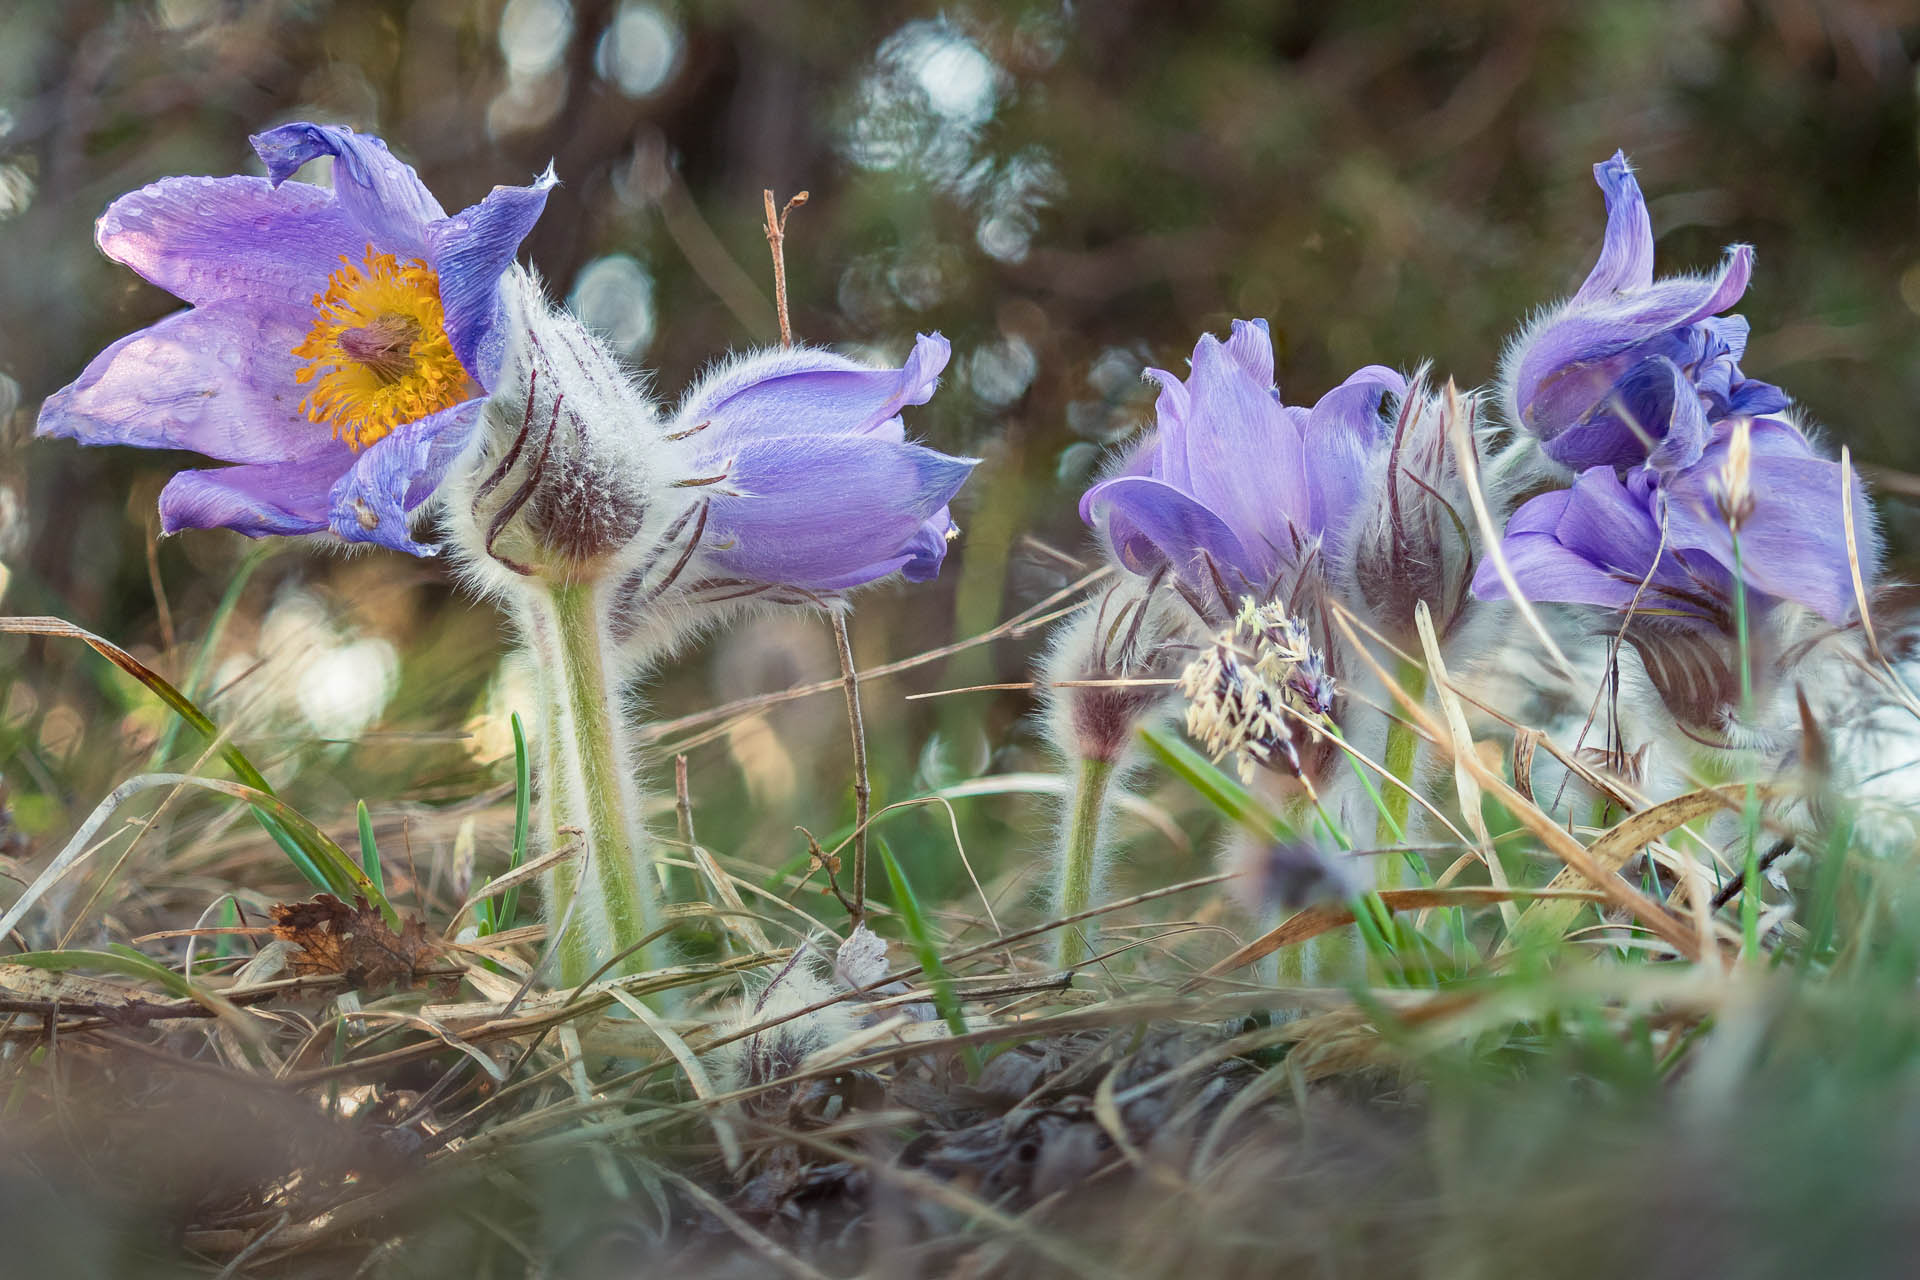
[292,245,469,451]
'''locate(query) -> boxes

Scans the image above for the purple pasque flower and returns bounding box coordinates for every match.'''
[1079,319,1406,602]
[1503,150,1788,473]
[1472,395,1875,633]
[662,335,977,594]
[37,122,554,555]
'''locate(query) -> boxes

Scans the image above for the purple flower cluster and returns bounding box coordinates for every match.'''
[40,125,974,595]
[1475,153,1876,638]
[1079,319,1405,603]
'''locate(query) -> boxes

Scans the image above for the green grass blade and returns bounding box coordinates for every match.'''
[357,799,385,899]
[147,543,274,768]
[502,711,531,932]
[0,616,359,902]
[1138,723,1296,839]
[875,839,980,1076]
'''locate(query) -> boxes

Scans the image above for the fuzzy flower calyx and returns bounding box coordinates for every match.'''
[38,123,554,555]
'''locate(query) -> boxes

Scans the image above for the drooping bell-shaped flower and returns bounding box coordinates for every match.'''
[660,336,976,596]
[1503,151,1787,473]
[37,123,553,555]
[1078,319,1405,605]
[446,271,977,612]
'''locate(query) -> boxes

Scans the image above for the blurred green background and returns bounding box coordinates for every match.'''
[0,0,1915,931]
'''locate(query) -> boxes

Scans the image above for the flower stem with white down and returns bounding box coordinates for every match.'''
[531,578,660,986]
[1056,755,1117,970]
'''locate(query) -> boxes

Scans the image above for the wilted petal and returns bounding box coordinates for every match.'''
[705,435,976,591]
[1572,151,1655,303]
[95,176,357,310]
[327,398,485,555]
[427,165,558,387]
[158,453,349,538]
[1083,474,1257,584]
[675,333,950,445]
[251,122,446,258]
[37,301,330,464]
[1222,317,1274,387]
[1179,331,1308,549]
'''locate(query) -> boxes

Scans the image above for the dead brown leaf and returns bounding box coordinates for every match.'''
[269,895,440,991]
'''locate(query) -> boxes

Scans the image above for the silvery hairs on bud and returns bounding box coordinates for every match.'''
[1341,374,1493,654]
[439,266,685,609]
[1038,571,1195,768]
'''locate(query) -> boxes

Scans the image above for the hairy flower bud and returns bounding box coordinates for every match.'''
[1344,375,1481,647]
[442,267,672,588]
[1042,574,1190,766]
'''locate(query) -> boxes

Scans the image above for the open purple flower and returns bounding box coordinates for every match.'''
[37,123,554,555]
[664,334,977,593]
[1079,319,1406,599]
[1503,151,1787,473]
[1472,414,1873,631]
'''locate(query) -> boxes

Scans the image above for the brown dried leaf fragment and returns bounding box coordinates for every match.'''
[270,894,440,991]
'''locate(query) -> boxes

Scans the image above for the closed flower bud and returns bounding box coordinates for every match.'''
[1344,375,1481,647]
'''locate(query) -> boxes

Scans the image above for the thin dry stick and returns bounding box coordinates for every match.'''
[760,186,808,349]
[673,753,696,849]
[763,185,870,921]
[831,612,873,923]
[642,565,1110,746]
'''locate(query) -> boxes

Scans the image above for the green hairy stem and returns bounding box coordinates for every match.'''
[531,579,660,986]
[1056,755,1116,970]
[1377,658,1428,886]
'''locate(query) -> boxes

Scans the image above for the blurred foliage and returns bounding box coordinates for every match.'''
[0,0,1916,929]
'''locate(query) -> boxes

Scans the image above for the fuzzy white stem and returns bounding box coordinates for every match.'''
[527,578,661,983]
[1055,755,1116,969]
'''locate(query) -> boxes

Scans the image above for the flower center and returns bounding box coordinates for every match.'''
[292,245,468,451]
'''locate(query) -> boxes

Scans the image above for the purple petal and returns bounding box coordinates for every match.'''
[1641,358,1711,474]
[251,123,446,259]
[900,507,958,582]
[1304,365,1405,537]
[1223,318,1274,387]
[1662,432,1874,625]
[1081,474,1258,585]
[37,300,336,465]
[675,334,951,449]
[1473,467,1705,615]
[704,435,976,592]
[326,398,485,555]
[158,453,351,539]
[1572,152,1654,303]
[1143,365,1192,491]
[426,165,558,388]
[1178,330,1308,551]
[95,176,358,310]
